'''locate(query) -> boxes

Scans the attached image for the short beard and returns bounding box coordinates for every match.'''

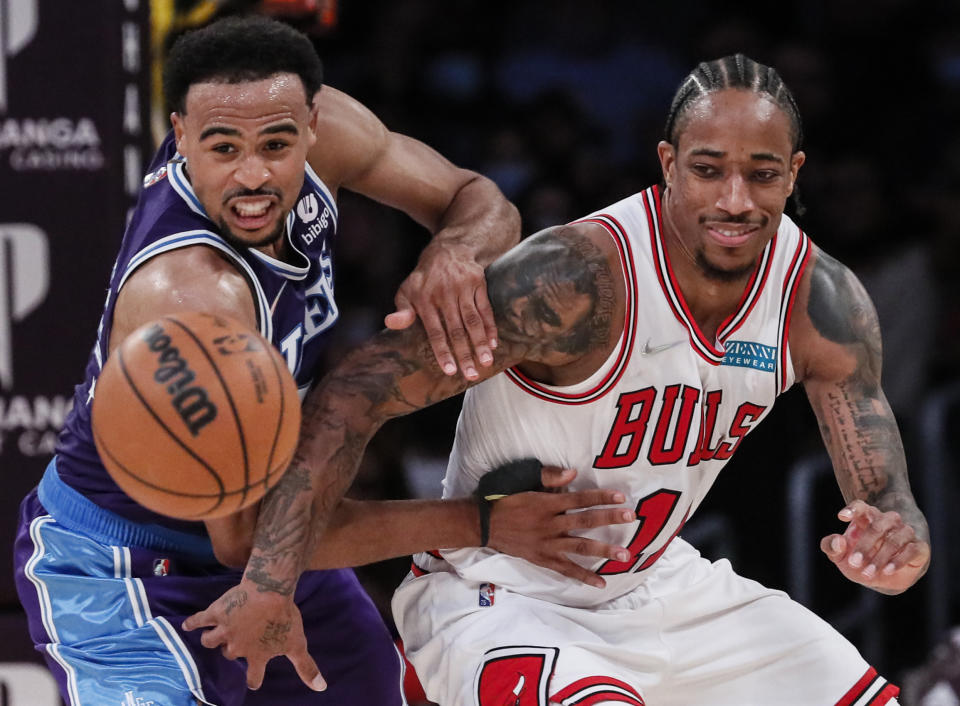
[695,250,757,283]
[217,217,286,251]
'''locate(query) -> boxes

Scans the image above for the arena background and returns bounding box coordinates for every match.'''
[2,1,959,703]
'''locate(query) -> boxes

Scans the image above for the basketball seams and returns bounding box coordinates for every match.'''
[92,312,299,521]
[163,315,252,512]
[107,347,227,515]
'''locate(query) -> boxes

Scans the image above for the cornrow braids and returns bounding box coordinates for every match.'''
[664,53,804,153]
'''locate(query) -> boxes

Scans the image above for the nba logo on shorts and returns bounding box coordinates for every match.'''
[479,582,496,607]
[153,558,170,576]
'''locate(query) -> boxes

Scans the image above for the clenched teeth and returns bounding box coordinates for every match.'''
[233,200,271,217]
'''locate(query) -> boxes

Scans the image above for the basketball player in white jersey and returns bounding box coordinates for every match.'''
[189,54,929,704]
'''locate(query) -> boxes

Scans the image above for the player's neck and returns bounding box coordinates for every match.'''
[661,225,758,342]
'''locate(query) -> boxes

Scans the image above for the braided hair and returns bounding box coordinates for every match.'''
[664,54,803,153]
[663,54,806,214]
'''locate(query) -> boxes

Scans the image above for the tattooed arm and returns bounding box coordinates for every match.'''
[792,247,930,595]
[182,223,625,689]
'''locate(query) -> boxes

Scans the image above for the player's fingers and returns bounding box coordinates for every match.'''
[384,292,416,330]
[880,539,931,576]
[844,512,899,569]
[540,466,576,489]
[557,536,631,563]
[384,308,416,330]
[441,299,478,380]
[850,512,903,564]
[247,658,268,690]
[288,648,327,692]
[182,610,216,631]
[221,642,243,661]
[459,293,493,368]
[555,488,627,512]
[419,304,457,376]
[820,533,847,561]
[200,627,227,650]
[869,526,921,577]
[559,507,636,533]
[474,279,498,350]
[541,556,606,589]
[838,500,876,526]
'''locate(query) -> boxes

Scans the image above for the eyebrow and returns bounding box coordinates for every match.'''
[199,126,241,141]
[689,148,785,164]
[198,122,300,142]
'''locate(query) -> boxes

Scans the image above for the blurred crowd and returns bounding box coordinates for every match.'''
[159,0,960,700]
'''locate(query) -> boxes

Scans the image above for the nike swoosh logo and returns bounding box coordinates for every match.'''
[641,337,686,356]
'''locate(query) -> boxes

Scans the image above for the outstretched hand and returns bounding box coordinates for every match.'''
[182,580,326,692]
[384,241,496,381]
[820,499,930,594]
[487,467,634,589]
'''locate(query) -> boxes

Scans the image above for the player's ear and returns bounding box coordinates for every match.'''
[657,141,677,187]
[170,112,185,150]
[308,91,321,139]
[787,150,806,195]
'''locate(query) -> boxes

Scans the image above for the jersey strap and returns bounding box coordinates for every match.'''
[775,231,811,394]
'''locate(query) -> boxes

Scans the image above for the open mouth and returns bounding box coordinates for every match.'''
[704,223,762,247]
[228,198,276,231]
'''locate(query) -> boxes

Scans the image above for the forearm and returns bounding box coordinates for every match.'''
[432,174,520,265]
[309,497,480,569]
[812,383,929,541]
[244,226,616,587]
[244,325,474,591]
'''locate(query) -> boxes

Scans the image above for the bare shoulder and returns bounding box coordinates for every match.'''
[488,222,625,371]
[111,245,257,351]
[789,245,881,385]
[308,85,388,191]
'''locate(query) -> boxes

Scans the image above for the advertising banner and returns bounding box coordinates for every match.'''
[0,0,151,673]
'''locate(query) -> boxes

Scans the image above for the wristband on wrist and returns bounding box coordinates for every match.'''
[473,458,544,548]
[475,494,493,547]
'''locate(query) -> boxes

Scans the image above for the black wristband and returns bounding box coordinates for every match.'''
[475,494,492,547]
[473,458,544,548]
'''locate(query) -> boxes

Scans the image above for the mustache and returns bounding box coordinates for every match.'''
[223,187,282,204]
[699,213,768,226]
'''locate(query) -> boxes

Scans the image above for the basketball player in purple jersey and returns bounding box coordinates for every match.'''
[191,55,930,704]
[11,15,631,706]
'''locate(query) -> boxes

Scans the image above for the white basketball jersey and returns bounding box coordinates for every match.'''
[422,186,813,607]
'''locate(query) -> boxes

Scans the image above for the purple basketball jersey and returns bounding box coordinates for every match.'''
[56,132,340,528]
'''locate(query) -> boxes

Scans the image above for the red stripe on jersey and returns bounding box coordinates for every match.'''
[410,561,428,577]
[644,189,716,364]
[871,682,900,704]
[427,549,443,559]
[778,233,811,392]
[836,667,886,706]
[552,676,645,705]
[505,211,637,405]
[717,234,776,342]
[646,186,775,366]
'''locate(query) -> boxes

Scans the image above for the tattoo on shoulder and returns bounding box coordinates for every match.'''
[486,226,616,359]
[807,250,882,387]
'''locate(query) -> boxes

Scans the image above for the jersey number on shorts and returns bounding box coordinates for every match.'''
[597,489,688,575]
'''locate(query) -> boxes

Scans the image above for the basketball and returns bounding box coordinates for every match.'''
[91,311,301,520]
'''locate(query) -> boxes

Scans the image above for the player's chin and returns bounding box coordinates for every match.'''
[696,250,758,283]
[219,218,286,250]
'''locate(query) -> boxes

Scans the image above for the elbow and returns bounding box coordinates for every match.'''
[211,535,253,569]
[499,194,521,238]
[205,505,259,568]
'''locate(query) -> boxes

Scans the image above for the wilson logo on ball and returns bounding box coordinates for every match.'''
[141,322,218,435]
